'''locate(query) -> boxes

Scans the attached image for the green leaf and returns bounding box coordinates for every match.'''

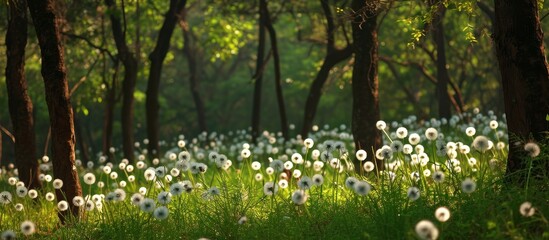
[546,114,549,121]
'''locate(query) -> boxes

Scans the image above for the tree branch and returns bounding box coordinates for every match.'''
[63,32,116,61]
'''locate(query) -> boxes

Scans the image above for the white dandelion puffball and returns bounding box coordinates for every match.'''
[291,190,308,205]
[355,149,367,161]
[435,207,451,222]
[415,220,438,240]
[153,206,169,220]
[524,142,540,158]
[519,201,536,217]
[20,220,36,236]
[461,178,476,194]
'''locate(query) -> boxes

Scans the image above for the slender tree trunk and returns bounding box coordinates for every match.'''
[301,0,353,137]
[146,0,187,158]
[251,0,267,143]
[351,0,382,172]
[105,0,137,162]
[181,12,207,132]
[430,0,452,119]
[300,48,352,138]
[493,0,549,179]
[0,130,2,165]
[74,116,90,164]
[102,60,118,161]
[261,0,289,140]
[27,0,82,223]
[6,0,41,190]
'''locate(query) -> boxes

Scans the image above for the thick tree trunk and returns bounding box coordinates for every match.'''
[262,0,289,140]
[351,0,382,172]
[430,0,452,119]
[105,0,137,162]
[301,0,353,138]
[6,0,41,190]
[251,0,267,143]
[27,0,82,223]
[181,12,207,132]
[146,0,187,158]
[493,0,549,178]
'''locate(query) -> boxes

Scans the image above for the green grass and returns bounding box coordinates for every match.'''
[1,112,548,239]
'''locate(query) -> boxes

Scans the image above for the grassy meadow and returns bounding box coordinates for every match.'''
[1,110,548,239]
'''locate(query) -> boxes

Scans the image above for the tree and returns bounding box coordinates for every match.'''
[105,0,138,162]
[428,0,452,119]
[251,0,268,143]
[27,0,83,222]
[262,0,289,141]
[5,0,41,190]
[351,0,382,172]
[181,8,207,133]
[146,0,187,157]
[493,0,549,179]
[301,0,353,137]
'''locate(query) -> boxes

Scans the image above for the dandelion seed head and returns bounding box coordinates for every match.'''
[15,203,24,211]
[356,149,367,161]
[131,193,144,206]
[291,190,308,205]
[407,187,420,201]
[238,216,248,225]
[524,142,540,157]
[376,120,387,130]
[263,182,278,196]
[435,207,451,222]
[415,220,438,240]
[461,178,476,194]
[520,201,535,217]
[20,220,35,236]
[354,181,371,196]
[304,138,314,149]
[1,230,16,240]
[140,198,156,212]
[153,206,169,220]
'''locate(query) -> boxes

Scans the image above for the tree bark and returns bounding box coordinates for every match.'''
[493,0,549,179]
[351,0,382,172]
[146,0,187,158]
[105,0,138,162]
[74,116,90,164]
[6,0,41,190]
[261,0,289,140]
[181,11,207,132]
[27,0,82,223]
[301,0,353,137]
[429,0,452,119]
[102,60,118,161]
[251,0,267,143]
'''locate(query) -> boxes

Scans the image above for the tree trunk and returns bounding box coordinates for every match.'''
[105,0,138,163]
[261,0,289,140]
[181,11,207,132]
[493,0,549,179]
[27,0,82,223]
[251,0,267,143]
[102,60,118,161]
[430,0,452,119]
[146,0,187,158]
[74,116,90,164]
[351,0,382,172]
[301,0,353,137]
[6,0,41,190]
